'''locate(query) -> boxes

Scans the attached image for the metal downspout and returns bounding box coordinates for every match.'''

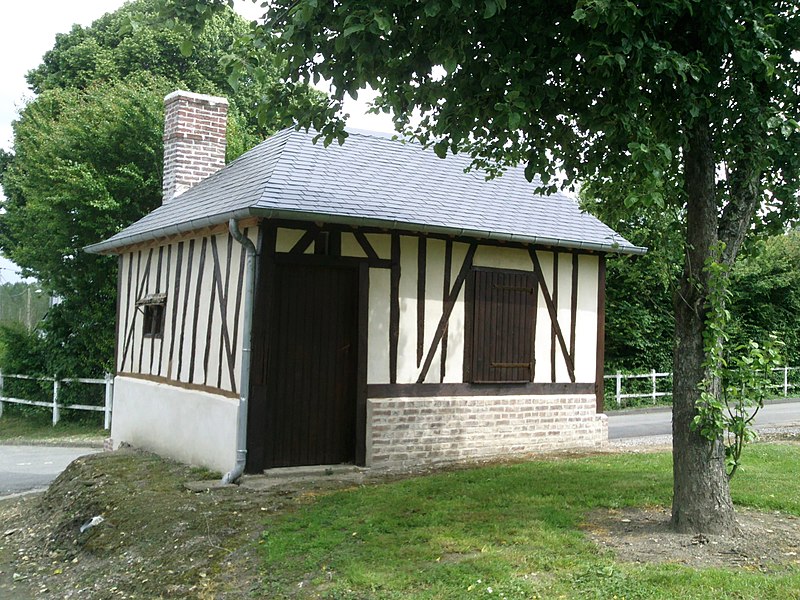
[222,218,257,484]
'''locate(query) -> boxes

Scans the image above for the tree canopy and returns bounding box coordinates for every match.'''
[165,0,800,534]
[0,0,325,377]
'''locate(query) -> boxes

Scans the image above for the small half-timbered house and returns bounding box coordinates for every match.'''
[87,91,645,477]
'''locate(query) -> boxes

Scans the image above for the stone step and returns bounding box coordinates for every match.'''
[261,464,365,479]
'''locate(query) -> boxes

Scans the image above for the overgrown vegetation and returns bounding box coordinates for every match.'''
[600,223,800,377]
[0,324,107,424]
[0,0,325,379]
[692,249,785,479]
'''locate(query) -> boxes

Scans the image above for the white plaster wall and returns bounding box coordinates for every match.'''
[162,244,181,379]
[574,255,599,382]
[192,239,214,385]
[221,236,243,392]
[116,253,133,373]
[443,242,469,383]
[110,376,238,473]
[275,228,304,253]
[473,245,532,270]
[341,232,368,258]
[356,238,599,386]
[366,233,391,259]
[350,234,468,385]
[396,236,419,383]
[368,268,391,383]
[177,240,200,382]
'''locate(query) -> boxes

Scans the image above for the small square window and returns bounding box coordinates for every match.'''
[143,304,165,338]
[137,292,167,339]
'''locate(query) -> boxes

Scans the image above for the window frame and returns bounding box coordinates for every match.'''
[136,293,167,339]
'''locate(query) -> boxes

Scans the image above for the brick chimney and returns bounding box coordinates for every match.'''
[162,90,228,202]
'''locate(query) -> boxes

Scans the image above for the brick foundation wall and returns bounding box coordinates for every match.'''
[366,395,607,468]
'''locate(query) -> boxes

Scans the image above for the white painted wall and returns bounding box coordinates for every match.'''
[118,224,600,392]
[396,235,419,383]
[367,268,391,384]
[111,376,238,473]
[575,255,600,382]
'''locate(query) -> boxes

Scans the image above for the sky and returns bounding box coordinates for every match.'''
[0,0,394,283]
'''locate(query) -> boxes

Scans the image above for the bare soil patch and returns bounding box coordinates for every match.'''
[583,506,800,570]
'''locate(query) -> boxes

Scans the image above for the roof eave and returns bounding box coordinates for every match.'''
[85,207,647,256]
[84,207,257,254]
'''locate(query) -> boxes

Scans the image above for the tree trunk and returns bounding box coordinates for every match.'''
[670,117,739,534]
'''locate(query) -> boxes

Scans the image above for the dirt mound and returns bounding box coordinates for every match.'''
[0,448,294,599]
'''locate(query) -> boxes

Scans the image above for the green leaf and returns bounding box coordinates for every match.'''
[425,2,441,17]
[179,39,194,57]
[433,140,448,158]
[483,0,497,19]
[343,23,366,37]
[374,14,392,32]
[227,70,240,92]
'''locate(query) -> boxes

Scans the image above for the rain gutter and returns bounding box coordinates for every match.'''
[221,218,257,484]
[85,208,647,256]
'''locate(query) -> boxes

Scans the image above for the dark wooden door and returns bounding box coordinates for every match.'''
[263,262,359,467]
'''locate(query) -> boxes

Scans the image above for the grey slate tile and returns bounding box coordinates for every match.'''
[88,127,644,255]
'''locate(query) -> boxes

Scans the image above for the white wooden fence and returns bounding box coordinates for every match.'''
[0,372,114,429]
[605,367,800,408]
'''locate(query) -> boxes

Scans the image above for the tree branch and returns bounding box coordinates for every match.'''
[718,153,761,266]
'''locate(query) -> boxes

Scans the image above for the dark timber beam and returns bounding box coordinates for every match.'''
[595,255,606,413]
[389,233,400,384]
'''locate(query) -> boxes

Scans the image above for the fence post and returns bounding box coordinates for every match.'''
[615,372,622,407]
[0,369,3,419]
[784,367,789,397]
[104,373,114,430]
[52,377,60,426]
[651,369,657,404]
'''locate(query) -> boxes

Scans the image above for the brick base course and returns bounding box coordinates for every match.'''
[366,394,607,468]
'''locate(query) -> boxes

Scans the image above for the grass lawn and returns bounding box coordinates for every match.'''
[0,412,105,444]
[259,444,800,599]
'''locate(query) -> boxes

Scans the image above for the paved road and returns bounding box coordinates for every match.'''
[608,399,800,439]
[0,445,99,498]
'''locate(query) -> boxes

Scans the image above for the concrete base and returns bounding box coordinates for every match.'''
[110,376,239,474]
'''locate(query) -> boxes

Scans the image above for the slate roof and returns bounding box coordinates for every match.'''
[86,127,645,255]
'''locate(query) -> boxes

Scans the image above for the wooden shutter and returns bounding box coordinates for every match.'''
[469,268,535,383]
